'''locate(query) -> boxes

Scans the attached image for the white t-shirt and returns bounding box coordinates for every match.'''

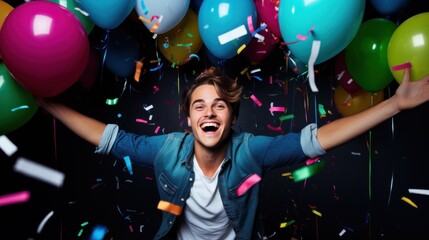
[177,157,235,240]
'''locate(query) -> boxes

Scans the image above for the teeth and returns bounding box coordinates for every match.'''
[201,123,219,128]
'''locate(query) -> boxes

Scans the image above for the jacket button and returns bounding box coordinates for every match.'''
[169,221,173,225]
[189,178,193,182]
[180,198,185,202]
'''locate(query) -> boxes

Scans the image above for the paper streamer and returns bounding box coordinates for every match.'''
[307,40,321,92]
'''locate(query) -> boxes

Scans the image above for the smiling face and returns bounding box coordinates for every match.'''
[187,84,236,153]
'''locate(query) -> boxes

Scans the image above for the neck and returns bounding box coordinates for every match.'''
[194,144,227,178]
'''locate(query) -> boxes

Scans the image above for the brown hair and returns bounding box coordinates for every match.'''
[181,67,243,119]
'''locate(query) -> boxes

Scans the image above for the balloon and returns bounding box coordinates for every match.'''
[78,47,100,89]
[103,28,141,78]
[279,0,365,64]
[136,0,190,34]
[0,0,13,27]
[0,1,89,97]
[74,0,135,30]
[254,0,281,37]
[334,84,384,117]
[345,18,397,93]
[198,0,257,60]
[0,63,38,135]
[0,0,13,59]
[242,21,279,64]
[387,12,429,84]
[334,51,361,94]
[157,9,202,66]
[369,0,410,16]
[34,0,95,35]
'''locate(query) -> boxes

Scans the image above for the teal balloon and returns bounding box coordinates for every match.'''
[345,18,397,93]
[279,0,365,64]
[0,63,38,135]
[198,0,257,60]
[74,0,135,30]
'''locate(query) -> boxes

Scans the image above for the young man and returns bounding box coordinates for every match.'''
[39,67,429,239]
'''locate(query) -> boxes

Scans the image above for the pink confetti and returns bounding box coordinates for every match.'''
[155,126,161,134]
[250,94,262,107]
[237,174,261,196]
[267,124,282,132]
[0,191,30,207]
[305,157,320,165]
[136,118,148,124]
[247,15,254,33]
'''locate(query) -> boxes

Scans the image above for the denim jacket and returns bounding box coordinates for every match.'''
[95,123,325,239]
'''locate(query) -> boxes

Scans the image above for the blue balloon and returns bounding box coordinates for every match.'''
[279,0,365,64]
[198,0,257,60]
[74,0,135,30]
[370,0,410,16]
[103,29,141,78]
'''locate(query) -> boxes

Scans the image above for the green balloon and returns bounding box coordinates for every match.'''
[0,62,38,135]
[345,18,397,92]
[45,0,95,35]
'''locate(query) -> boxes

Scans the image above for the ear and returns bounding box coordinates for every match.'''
[187,117,191,127]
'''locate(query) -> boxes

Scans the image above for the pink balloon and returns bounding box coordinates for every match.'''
[0,1,89,97]
[254,0,281,37]
[242,22,279,64]
[335,51,361,94]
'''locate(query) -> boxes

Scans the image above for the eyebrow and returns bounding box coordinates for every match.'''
[191,98,226,106]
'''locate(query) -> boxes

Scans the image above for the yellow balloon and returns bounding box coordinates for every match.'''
[0,1,13,59]
[0,1,13,28]
[157,9,203,66]
[387,12,429,84]
[334,84,384,117]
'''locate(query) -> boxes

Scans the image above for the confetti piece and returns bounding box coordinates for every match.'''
[250,94,262,107]
[312,209,322,217]
[105,98,119,105]
[0,191,30,207]
[218,25,247,45]
[408,188,429,196]
[291,161,325,182]
[134,61,144,82]
[307,40,321,92]
[144,105,154,111]
[123,156,133,175]
[37,211,54,234]
[157,200,183,215]
[269,102,285,115]
[0,135,18,156]
[279,114,294,122]
[14,157,65,187]
[237,174,261,196]
[401,196,418,208]
[391,62,412,71]
[89,225,107,240]
[339,229,346,236]
[136,118,148,124]
[237,44,246,54]
[155,126,161,134]
[280,219,295,228]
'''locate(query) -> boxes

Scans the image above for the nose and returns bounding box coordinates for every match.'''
[205,107,216,118]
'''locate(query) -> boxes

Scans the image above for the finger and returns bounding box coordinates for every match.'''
[402,67,410,84]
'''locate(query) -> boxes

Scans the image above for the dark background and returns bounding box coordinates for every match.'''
[1,0,429,239]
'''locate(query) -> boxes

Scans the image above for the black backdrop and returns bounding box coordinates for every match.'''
[1,1,429,239]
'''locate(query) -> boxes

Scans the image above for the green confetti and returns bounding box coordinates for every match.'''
[292,161,325,182]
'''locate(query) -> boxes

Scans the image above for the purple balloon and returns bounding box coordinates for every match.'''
[0,1,89,97]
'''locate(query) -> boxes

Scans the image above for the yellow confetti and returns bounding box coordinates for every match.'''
[237,44,246,54]
[312,209,322,217]
[401,196,418,208]
[280,222,287,228]
[281,172,291,177]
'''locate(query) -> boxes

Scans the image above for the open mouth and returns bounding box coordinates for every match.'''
[201,122,220,132]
